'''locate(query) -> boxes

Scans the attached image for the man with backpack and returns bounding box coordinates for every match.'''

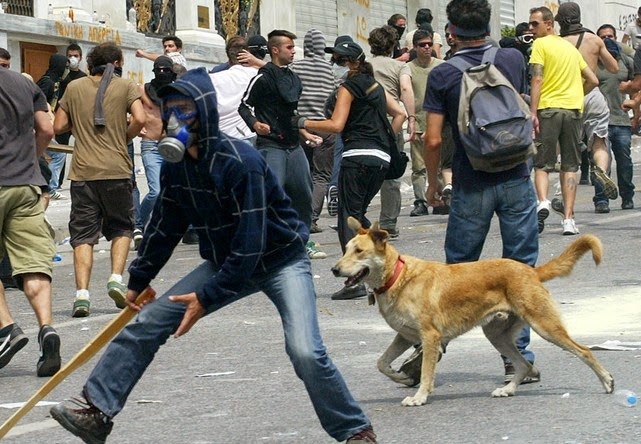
[421,0,540,385]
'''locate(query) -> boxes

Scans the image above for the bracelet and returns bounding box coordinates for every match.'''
[408,115,416,120]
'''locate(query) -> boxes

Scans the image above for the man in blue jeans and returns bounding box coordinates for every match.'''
[420,0,538,384]
[50,68,376,444]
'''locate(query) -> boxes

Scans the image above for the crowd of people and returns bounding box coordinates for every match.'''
[0,1,639,443]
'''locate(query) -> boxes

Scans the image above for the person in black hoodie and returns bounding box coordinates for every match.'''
[239,29,321,259]
[50,67,377,444]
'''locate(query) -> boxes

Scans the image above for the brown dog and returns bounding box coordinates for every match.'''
[331,217,614,406]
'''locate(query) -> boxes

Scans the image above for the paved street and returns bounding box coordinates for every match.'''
[1,142,641,443]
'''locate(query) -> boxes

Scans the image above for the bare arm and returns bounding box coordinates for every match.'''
[424,112,444,206]
[237,50,267,69]
[53,107,71,135]
[135,49,160,62]
[581,66,598,95]
[400,73,416,140]
[304,86,353,134]
[529,64,543,135]
[598,39,619,74]
[34,110,54,157]
[622,34,631,45]
[433,43,442,59]
[127,99,146,142]
[386,90,406,134]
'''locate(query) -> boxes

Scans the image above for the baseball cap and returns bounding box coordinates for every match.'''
[328,41,365,61]
[324,35,354,54]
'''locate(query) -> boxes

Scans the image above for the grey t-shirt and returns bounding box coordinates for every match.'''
[0,69,48,187]
[598,55,634,127]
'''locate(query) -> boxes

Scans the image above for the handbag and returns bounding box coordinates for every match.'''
[367,82,408,180]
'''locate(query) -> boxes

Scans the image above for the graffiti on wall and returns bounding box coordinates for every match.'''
[54,22,123,45]
[619,13,638,31]
[354,0,370,43]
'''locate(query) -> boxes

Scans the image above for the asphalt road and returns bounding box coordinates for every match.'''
[1,143,640,443]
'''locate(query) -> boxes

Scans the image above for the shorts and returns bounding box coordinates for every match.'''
[69,179,134,248]
[0,185,54,286]
[534,108,582,172]
[582,87,609,150]
[440,124,454,170]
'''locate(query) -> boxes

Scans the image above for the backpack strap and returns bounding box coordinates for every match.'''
[447,46,499,73]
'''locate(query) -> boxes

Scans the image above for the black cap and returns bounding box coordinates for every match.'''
[555,2,581,25]
[324,35,354,54]
[247,34,267,48]
[153,55,174,70]
[329,41,365,61]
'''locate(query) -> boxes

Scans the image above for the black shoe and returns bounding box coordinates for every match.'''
[551,198,565,217]
[381,227,399,239]
[331,284,368,300]
[37,325,61,377]
[182,229,199,245]
[594,201,610,214]
[132,228,143,250]
[50,397,114,444]
[327,185,339,217]
[346,426,377,443]
[0,324,28,370]
[622,199,634,210]
[397,343,445,387]
[410,200,429,217]
[504,363,541,384]
[431,204,450,215]
[310,222,323,233]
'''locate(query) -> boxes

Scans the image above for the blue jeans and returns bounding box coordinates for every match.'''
[128,142,141,229]
[83,254,370,440]
[445,177,538,364]
[139,140,163,230]
[609,125,635,201]
[46,149,66,191]
[259,144,313,228]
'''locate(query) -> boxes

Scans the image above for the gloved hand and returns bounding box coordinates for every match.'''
[604,38,621,58]
[291,113,306,129]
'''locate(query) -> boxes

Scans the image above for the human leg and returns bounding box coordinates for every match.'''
[138,140,163,229]
[46,150,67,191]
[310,135,334,225]
[260,255,372,441]
[609,125,635,207]
[409,136,428,215]
[284,146,313,228]
[379,136,404,233]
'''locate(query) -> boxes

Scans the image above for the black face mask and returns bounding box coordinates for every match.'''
[392,25,406,39]
[153,71,176,88]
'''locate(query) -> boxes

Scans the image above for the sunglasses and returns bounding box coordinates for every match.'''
[161,104,197,121]
[333,56,351,66]
[416,41,434,48]
[528,21,542,27]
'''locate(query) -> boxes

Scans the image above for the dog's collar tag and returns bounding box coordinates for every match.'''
[374,255,405,295]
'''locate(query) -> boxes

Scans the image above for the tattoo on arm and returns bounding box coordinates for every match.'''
[531,64,543,77]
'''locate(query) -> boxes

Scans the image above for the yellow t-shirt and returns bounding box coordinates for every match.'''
[530,34,587,111]
[60,76,141,181]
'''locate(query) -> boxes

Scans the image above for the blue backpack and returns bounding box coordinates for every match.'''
[448,47,535,173]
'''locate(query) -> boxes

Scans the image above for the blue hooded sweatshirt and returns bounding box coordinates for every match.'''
[127,68,309,310]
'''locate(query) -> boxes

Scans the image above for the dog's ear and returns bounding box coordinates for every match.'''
[370,221,389,245]
[347,216,368,234]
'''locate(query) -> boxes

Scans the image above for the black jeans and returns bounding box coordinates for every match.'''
[337,159,387,252]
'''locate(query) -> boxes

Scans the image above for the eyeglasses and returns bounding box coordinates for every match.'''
[161,104,197,121]
[333,57,350,66]
[516,34,534,44]
[416,41,434,48]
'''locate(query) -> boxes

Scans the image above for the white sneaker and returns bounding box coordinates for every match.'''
[537,200,551,234]
[562,218,579,236]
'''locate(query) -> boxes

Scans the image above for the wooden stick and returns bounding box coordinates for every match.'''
[0,287,156,438]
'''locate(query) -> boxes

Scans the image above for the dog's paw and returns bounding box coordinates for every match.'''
[491,385,516,398]
[401,394,428,406]
[603,373,614,394]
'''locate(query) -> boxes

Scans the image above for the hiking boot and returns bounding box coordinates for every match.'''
[327,185,339,217]
[590,165,618,200]
[562,218,579,236]
[410,200,429,217]
[622,199,634,210]
[431,204,450,215]
[0,324,28,370]
[381,227,399,239]
[50,397,114,444]
[346,427,377,443]
[72,298,90,318]
[37,325,61,377]
[107,278,127,309]
[306,241,327,259]
[537,200,551,234]
[594,201,610,214]
[397,343,445,387]
[331,284,368,300]
[551,198,565,217]
[504,363,541,385]
[132,228,143,250]
[310,222,323,234]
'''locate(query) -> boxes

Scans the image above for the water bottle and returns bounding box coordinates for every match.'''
[52,254,62,262]
[613,389,637,407]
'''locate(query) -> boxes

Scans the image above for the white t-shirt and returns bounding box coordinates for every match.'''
[624,22,641,49]
[210,65,258,139]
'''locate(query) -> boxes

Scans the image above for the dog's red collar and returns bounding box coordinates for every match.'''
[374,256,405,295]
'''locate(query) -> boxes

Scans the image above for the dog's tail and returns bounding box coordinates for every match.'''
[536,234,602,282]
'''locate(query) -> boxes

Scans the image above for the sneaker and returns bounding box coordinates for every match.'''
[590,165,618,200]
[346,427,377,443]
[382,227,399,239]
[410,200,429,217]
[431,204,450,215]
[397,343,445,387]
[50,397,114,444]
[551,198,565,217]
[107,278,127,309]
[72,298,90,318]
[327,185,339,217]
[0,324,28,370]
[331,283,368,300]
[310,222,323,234]
[537,200,551,234]
[37,325,61,377]
[132,228,143,250]
[594,201,610,214]
[622,199,634,210]
[504,363,541,384]
[182,228,199,245]
[50,190,65,200]
[306,241,327,259]
[562,218,579,236]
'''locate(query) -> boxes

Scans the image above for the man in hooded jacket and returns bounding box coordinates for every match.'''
[50,67,377,444]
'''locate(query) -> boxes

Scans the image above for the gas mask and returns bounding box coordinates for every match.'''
[158,107,197,163]
[68,56,80,70]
